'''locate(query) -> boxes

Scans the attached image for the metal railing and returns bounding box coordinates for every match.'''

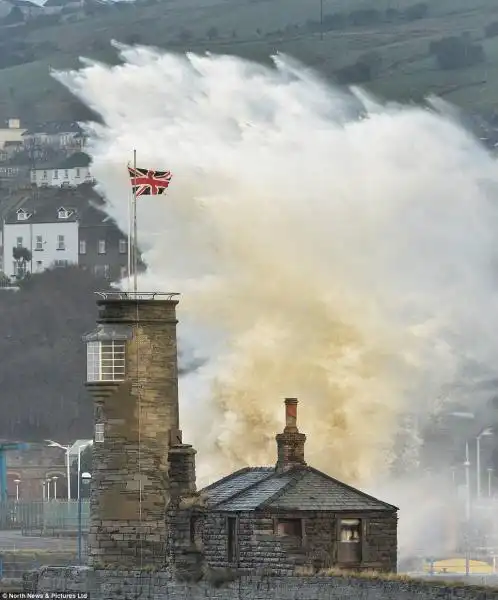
[0,501,89,534]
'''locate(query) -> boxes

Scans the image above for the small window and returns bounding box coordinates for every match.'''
[16,236,23,248]
[43,170,47,179]
[75,168,81,178]
[120,266,128,280]
[64,169,69,178]
[54,259,69,267]
[79,240,86,255]
[95,423,104,443]
[98,240,106,254]
[119,238,127,254]
[57,235,65,250]
[87,340,126,382]
[276,519,302,538]
[54,170,58,179]
[227,517,237,563]
[16,211,26,221]
[58,208,69,219]
[338,518,362,564]
[35,236,43,251]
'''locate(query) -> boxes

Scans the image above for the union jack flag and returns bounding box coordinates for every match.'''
[127,166,172,196]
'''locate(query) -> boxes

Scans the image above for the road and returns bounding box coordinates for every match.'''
[0,530,77,552]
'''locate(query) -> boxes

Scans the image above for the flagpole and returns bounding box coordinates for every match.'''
[133,149,138,294]
[127,181,132,292]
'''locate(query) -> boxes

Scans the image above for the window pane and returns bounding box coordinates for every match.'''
[87,340,126,382]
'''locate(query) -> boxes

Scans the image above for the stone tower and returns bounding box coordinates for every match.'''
[83,292,183,568]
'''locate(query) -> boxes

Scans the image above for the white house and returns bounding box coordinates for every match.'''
[30,152,94,187]
[0,119,26,149]
[3,206,78,278]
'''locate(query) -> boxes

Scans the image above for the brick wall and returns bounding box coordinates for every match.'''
[199,510,396,574]
[23,566,498,600]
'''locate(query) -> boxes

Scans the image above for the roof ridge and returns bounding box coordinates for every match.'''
[258,467,306,509]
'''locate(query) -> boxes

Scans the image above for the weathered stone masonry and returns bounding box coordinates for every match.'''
[84,296,182,568]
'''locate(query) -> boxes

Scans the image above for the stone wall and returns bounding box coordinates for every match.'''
[85,298,181,568]
[200,510,396,574]
[23,566,498,600]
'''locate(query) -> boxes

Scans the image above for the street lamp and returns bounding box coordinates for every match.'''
[78,471,91,565]
[52,476,58,500]
[476,427,493,499]
[13,479,20,501]
[45,440,71,500]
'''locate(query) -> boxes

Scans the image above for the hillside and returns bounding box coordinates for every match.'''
[1,0,498,122]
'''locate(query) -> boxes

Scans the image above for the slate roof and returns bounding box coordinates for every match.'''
[32,152,91,171]
[22,121,83,136]
[3,186,111,226]
[201,466,398,513]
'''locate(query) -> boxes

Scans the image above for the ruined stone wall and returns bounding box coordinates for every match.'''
[23,566,498,600]
[200,510,396,574]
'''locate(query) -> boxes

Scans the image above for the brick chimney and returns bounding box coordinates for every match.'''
[275,398,307,473]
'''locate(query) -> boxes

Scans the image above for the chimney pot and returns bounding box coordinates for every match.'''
[275,397,306,473]
[284,397,298,430]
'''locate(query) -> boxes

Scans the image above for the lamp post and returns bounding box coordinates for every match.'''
[78,472,91,565]
[52,476,58,500]
[13,479,20,501]
[45,440,71,500]
[476,427,493,499]
[464,441,471,577]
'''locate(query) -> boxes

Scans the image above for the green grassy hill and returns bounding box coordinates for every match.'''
[2,0,498,121]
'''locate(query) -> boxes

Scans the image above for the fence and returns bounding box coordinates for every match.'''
[0,501,89,534]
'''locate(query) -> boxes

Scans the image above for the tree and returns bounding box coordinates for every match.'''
[430,36,485,70]
[206,26,218,41]
[12,246,31,280]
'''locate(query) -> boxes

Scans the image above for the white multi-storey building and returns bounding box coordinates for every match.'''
[3,206,78,278]
[30,151,94,188]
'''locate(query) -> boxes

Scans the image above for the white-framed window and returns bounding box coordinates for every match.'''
[120,266,128,280]
[75,168,81,178]
[98,240,106,254]
[58,208,69,219]
[64,169,69,179]
[43,170,47,179]
[54,170,58,179]
[87,340,126,382]
[35,235,43,251]
[16,211,27,221]
[57,235,65,250]
[79,240,86,254]
[95,423,104,443]
[16,236,23,248]
[118,239,127,254]
[54,259,68,267]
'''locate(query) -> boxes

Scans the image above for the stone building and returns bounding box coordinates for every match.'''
[82,292,398,574]
[194,398,397,574]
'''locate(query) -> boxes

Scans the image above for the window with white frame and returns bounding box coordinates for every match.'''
[76,168,81,178]
[87,340,126,382]
[98,240,106,254]
[35,235,43,251]
[95,423,104,443]
[79,240,86,254]
[57,235,65,250]
[119,238,127,254]
[64,169,69,178]
[54,170,58,179]
[16,237,23,248]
